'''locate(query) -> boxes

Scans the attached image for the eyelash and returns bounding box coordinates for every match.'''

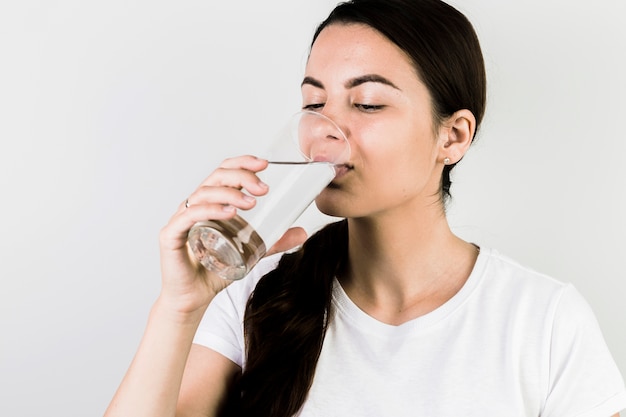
[302,103,325,111]
[355,104,384,112]
[302,103,385,112]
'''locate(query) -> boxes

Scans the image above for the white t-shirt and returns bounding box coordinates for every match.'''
[193,248,626,417]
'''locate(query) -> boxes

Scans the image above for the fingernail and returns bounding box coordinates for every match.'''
[243,195,255,203]
[258,180,268,189]
[222,205,235,212]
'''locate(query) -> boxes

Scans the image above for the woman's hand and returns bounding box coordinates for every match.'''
[157,155,307,316]
[158,155,268,314]
[104,155,310,417]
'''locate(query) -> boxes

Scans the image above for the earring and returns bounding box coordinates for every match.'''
[444,157,451,165]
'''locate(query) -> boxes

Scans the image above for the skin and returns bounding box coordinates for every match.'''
[305,23,478,325]
[104,156,307,417]
[103,22,621,417]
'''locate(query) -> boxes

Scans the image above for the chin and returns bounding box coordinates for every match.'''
[314,191,346,218]
[314,201,342,218]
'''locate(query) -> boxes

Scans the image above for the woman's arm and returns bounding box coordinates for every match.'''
[103,156,271,417]
[104,298,237,417]
[177,344,240,417]
[103,156,307,417]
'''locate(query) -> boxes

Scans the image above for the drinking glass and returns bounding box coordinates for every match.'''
[187,110,350,280]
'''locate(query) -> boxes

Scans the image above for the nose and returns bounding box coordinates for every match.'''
[298,110,350,164]
[319,107,349,140]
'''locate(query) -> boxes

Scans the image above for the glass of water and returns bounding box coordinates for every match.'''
[187,110,350,280]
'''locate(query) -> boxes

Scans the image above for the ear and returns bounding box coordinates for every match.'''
[438,109,476,165]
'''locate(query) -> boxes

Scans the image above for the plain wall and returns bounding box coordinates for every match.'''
[1,1,624,415]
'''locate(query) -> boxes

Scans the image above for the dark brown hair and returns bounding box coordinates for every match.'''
[227,1,487,415]
[222,220,348,417]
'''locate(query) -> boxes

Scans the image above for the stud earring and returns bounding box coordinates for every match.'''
[444,157,451,165]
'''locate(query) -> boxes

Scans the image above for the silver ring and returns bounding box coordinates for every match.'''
[185,199,190,208]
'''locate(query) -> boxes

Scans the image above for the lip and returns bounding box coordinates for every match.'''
[332,163,353,179]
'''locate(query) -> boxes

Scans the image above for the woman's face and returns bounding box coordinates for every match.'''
[304,23,447,219]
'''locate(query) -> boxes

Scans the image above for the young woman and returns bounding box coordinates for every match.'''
[104,1,626,416]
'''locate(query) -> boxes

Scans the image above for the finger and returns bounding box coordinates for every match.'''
[161,203,239,252]
[219,155,268,170]
[165,155,269,251]
[198,167,270,196]
[182,186,258,213]
[198,155,268,187]
[266,227,308,256]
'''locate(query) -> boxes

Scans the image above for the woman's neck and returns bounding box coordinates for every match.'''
[341,208,478,325]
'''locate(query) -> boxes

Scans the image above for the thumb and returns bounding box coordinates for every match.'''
[266,227,308,256]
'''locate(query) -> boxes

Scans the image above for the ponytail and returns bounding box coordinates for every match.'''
[222,219,348,417]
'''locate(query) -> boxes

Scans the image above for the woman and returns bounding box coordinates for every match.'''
[104,1,626,416]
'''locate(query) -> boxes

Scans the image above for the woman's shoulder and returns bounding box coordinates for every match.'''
[469,248,608,348]
[468,247,585,322]
[478,247,570,294]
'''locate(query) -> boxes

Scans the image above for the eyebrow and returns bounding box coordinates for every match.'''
[301,74,400,90]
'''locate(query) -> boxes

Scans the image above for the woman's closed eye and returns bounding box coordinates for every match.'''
[302,103,325,111]
[302,103,385,112]
[355,103,385,112]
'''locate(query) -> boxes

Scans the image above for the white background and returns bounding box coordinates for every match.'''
[1,1,624,415]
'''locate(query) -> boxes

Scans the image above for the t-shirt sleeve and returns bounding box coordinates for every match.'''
[542,284,626,417]
[192,253,283,368]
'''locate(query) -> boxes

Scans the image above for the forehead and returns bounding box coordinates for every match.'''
[306,23,419,85]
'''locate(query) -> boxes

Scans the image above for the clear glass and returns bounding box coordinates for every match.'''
[187,110,350,280]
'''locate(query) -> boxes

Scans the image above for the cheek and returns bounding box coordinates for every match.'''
[363,131,438,196]
[358,122,431,178]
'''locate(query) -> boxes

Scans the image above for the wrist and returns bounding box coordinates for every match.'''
[152,293,211,327]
